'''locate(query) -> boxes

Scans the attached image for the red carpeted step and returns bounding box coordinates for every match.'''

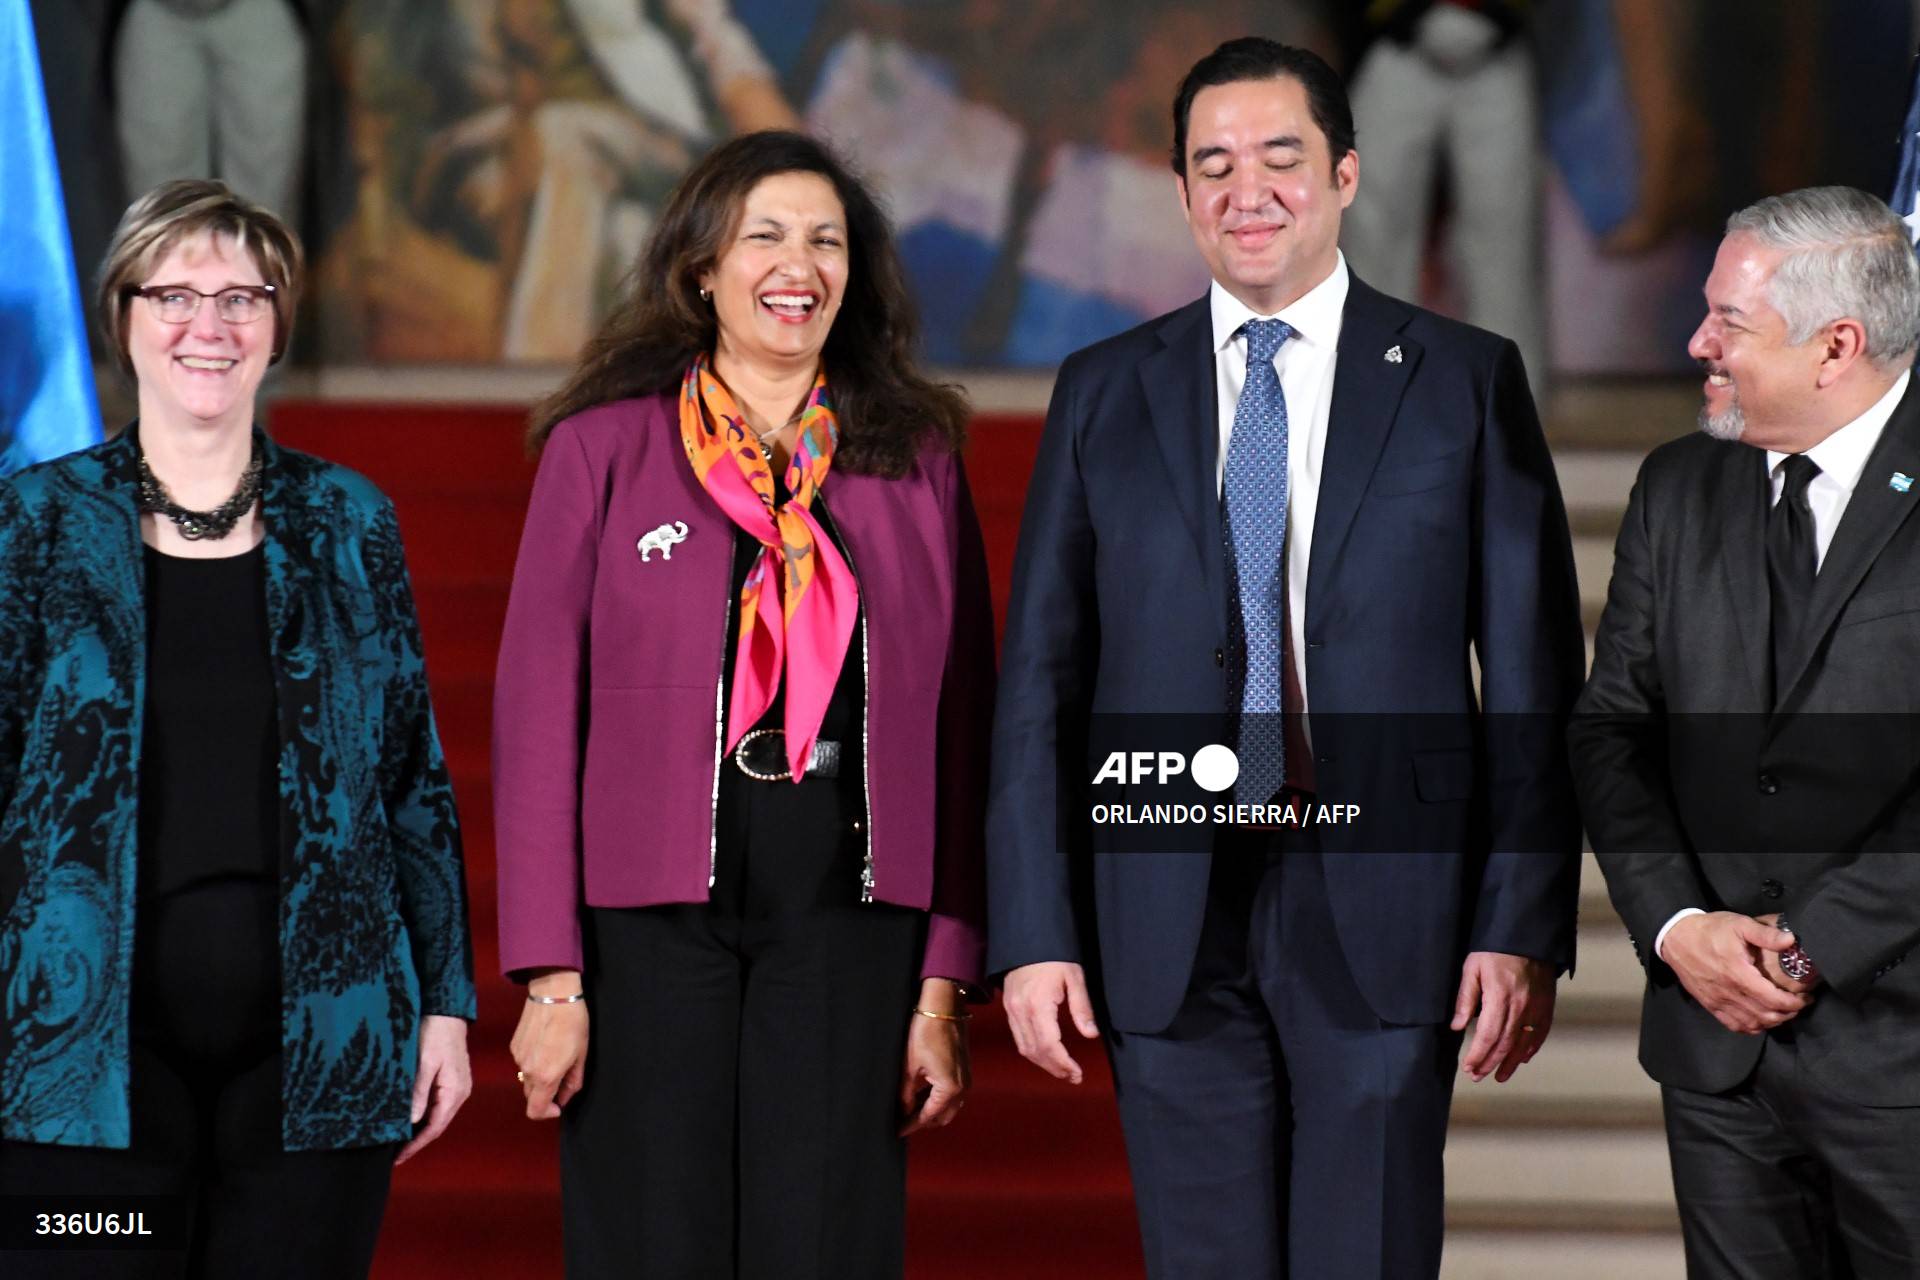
[393,493,532,587]
[428,673,493,780]
[965,417,1046,630]
[370,1189,562,1280]
[415,581,512,682]
[373,1187,1143,1280]
[391,1080,561,1195]
[908,1187,1145,1278]
[269,403,537,500]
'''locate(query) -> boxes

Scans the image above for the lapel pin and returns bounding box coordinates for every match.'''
[637,520,689,562]
[1384,345,1403,364]
[1893,472,1914,494]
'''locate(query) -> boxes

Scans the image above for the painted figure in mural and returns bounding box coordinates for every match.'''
[321,0,1354,367]
[493,131,993,1277]
[802,0,1338,365]
[989,38,1584,1278]
[1590,0,1819,257]
[1575,186,1920,1278]
[333,0,793,362]
[1338,0,1548,393]
[112,0,310,218]
[0,181,475,1277]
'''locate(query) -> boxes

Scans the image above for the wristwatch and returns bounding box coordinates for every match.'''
[1775,914,1819,983]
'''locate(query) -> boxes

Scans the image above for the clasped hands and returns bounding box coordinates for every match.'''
[1659,911,1819,1035]
[1004,952,1557,1087]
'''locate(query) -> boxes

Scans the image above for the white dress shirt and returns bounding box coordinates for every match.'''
[1653,367,1912,960]
[1764,368,1910,570]
[1211,253,1350,714]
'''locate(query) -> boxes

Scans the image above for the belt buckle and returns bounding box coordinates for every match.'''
[733,728,791,782]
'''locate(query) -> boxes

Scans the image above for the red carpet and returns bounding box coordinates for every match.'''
[268,403,1144,1279]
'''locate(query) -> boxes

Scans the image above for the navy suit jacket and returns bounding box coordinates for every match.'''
[987,276,1585,1033]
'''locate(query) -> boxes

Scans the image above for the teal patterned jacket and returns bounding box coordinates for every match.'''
[0,429,476,1150]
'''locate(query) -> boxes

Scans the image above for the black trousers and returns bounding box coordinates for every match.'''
[559,761,926,1279]
[1106,829,1461,1280]
[0,880,396,1279]
[1664,1030,1920,1278]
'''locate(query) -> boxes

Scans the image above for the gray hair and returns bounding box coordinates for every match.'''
[1726,187,1920,366]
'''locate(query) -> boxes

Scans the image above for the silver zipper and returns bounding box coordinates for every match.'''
[707,557,736,890]
[855,609,874,903]
[817,491,876,902]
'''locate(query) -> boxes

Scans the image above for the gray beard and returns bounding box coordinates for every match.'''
[1699,401,1745,442]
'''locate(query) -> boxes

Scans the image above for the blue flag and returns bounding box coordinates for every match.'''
[0,1,102,476]
[1894,51,1920,246]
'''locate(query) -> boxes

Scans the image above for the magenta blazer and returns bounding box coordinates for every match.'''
[492,392,993,983]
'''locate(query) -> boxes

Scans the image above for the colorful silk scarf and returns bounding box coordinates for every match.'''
[679,355,859,780]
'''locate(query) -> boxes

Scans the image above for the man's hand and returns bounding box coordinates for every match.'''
[1452,952,1557,1082]
[1003,962,1099,1084]
[1660,912,1808,1033]
[1752,913,1823,996]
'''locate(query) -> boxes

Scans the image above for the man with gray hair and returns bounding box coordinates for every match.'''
[1573,183,1920,1276]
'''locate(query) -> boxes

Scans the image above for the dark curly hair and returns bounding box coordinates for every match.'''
[530,131,967,475]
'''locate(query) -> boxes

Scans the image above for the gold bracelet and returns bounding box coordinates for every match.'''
[912,1005,972,1022]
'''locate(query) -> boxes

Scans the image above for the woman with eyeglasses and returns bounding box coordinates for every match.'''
[0,179,475,1279]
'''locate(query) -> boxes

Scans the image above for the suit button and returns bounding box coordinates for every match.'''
[1758,773,1779,795]
[1213,648,1225,668]
[1761,878,1784,900]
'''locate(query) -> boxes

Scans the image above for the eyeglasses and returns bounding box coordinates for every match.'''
[125,283,277,325]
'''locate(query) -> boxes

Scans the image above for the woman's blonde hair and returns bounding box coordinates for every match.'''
[96,178,305,377]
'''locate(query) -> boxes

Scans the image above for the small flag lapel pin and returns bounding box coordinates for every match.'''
[1384,345,1403,364]
[1893,472,1914,494]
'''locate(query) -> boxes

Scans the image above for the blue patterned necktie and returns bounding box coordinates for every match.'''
[1223,318,1293,806]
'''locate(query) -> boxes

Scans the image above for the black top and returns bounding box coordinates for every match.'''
[137,542,280,898]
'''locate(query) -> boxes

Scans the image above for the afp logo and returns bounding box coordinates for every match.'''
[1091,744,1241,793]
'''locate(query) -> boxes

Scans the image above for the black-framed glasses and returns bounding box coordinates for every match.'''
[125,283,277,325]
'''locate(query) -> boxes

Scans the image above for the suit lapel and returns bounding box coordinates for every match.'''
[1138,297,1228,627]
[1776,383,1920,704]
[1306,277,1419,613]
[1710,445,1772,706]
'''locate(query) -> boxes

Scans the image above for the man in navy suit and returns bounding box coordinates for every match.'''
[987,37,1585,1278]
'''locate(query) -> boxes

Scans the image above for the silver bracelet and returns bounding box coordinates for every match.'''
[527,991,586,1005]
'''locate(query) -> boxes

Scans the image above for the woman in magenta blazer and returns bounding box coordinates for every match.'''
[492,131,993,1278]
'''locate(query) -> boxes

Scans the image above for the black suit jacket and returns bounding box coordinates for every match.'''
[987,275,1585,1033]
[1573,377,1920,1105]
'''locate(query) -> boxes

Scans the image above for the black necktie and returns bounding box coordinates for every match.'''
[1767,453,1820,698]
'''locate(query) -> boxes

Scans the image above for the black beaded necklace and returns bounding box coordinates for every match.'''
[135,438,264,540]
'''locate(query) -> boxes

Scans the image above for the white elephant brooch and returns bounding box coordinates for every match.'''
[637,521,690,562]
